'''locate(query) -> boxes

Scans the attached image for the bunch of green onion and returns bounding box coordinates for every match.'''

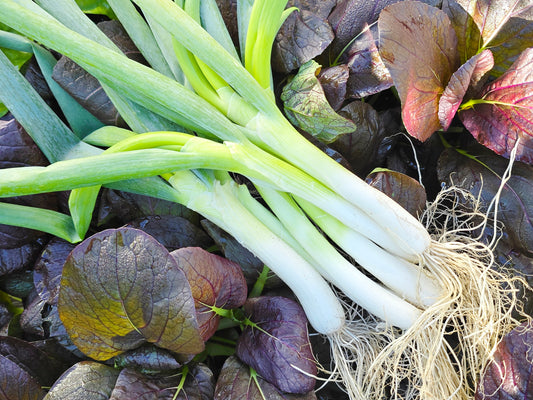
[0,0,524,398]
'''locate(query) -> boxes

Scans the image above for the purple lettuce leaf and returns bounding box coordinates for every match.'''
[272,0,336,73]
[439,49,495,131]
[236,296,317,394]
[459,48,533,164]
[171,247,248,342]
[378,0,460,141]
[317,64,350,111]
[281,60,357,144]
[214,356,317,400]
[57,227,204,361]
[443,0,533,76]
[113,343,182,374]
[44,361,120,400]
[475,320,533,399]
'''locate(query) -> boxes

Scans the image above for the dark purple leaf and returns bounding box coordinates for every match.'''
[44,361,120,400]
[332,101,392,176]
[0,354,46,400]
[439,49,494,131]
[57,228,204,361]
[171,247,247,342]
[0,241,43,277]
[344,24,393,99]
[127,215,212,251]
[475,320,533,399]
[109,364,214,400]
[366,170,427,217]
[272,0,336,73]
[33,238,75,305]
[0,336,67,386]
[214,356,317,400]
[0,303,10,328]
[113,344,182,374]
[317,64,350,111]
[98,189,200,226]
[282,60,357,144]
[200,220,284,288]
[378,1,460,141]
[52,20,144,126]
[236,296,317,394]
[459,48,533,164]
[437,146,533,256]
[443,0,533,76]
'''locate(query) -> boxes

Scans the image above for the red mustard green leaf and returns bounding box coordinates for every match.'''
[317,64,349,111]
[171,247,247,342]
[475,320,533,399]
[113,343,182,374]
[378,1,460,141]
[214,356,317,400]
[236,296,317,394]
[0,354,46,400]
[44,361,120,400]
[282,60,357,144]
[109,365,214,400]
[459,48,533,164]
[439,49,494,131]
[58,227,204,361]
[443,0,533,75]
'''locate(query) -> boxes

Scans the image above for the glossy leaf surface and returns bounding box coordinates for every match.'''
[171,247,247,341]
[236,296,316,394]
[443,0,533,75]
[282,60,357,144]
[379,1,460,141]
[214,356,317,400]
[113,343,182,374]
[439,49,494,131]
[58,227,204,361]
[459,48,533,164]
[475,320,533,399]
[0,354,46,400]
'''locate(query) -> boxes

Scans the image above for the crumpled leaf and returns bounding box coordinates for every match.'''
[109,364,214,400]
[475,320,533,399]
[214,356,317,400]
[58,227,204,361]
[113,343,182,374]
[0,353,46,400]
[43,361,120,400]
[127,215,212,251]
[52,20,144,126]
[344,24,393,99]
[236,296,317,394]
[171,247,247,341]
[272,0,336,73]
[378,1,460,141]
[332,101,392,176]
[282,60,357,144]
[443,0,533,76]
[200,220,283,288]
[439,49,494,130]
[0,241,43,277]
[459,48,533,164]
[366,170,427,217]
[437,146,533,256]
[317,64,349,111]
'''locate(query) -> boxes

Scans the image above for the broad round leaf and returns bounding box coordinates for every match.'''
[58,227,204,361]
[378,0,460,141]
[236,296,317,394]
[459,48,533,164]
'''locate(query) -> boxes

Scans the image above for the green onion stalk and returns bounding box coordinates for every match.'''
[0,0,525,398]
